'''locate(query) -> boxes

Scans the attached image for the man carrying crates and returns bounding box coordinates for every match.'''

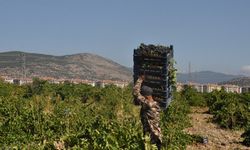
[133,44,174,150]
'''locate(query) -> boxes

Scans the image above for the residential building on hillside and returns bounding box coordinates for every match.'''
[222,84,241,93]
[81,80,96,87]
[177,83,219,93]
[241,86,250,93]
[189,82,204,93]
[177,82,242,93]
[2,76,128,88]
[95,80,128,88]
[4,78,14,84]
[203,84,221,93]
[4,78,32,85]
[176,83,184,92]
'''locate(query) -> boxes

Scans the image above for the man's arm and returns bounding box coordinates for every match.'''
[133,76,146,104]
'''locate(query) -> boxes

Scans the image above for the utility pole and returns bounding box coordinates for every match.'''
[188,62,192,84]
[21,52,26,84]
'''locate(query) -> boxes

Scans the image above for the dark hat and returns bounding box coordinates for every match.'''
[141,86,153,96]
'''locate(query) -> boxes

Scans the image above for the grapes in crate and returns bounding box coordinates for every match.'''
[133,43,174,109]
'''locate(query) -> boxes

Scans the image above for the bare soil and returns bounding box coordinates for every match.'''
[186,107,250,150]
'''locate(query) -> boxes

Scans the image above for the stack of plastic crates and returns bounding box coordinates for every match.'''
[133,43,174,109]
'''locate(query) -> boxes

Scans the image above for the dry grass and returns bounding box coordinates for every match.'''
[186,107,250,150]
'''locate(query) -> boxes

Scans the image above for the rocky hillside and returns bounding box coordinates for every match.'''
[0,51,132,81]
[177,71,243,84]
[219,77,250,87]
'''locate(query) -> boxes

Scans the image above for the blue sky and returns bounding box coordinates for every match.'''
[0,0,250,75]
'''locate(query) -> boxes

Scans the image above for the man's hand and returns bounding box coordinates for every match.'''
[139,75,145,81]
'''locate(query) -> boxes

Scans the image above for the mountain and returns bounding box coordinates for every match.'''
[177,71,244,84]
[219,77,250,87]
[1,51,245,84]
[0,51,132,81]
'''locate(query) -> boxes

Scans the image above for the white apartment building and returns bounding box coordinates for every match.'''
[177,82,242,93]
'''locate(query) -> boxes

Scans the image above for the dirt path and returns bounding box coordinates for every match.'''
[186,107,250,150]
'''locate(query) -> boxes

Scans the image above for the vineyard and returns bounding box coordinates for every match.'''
[0,78,250,149]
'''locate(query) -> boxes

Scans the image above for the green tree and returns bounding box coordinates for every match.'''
[181,85,206,107]
[207,90,250,129]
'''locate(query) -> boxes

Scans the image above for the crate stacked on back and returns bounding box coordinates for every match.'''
[133,43,174,109]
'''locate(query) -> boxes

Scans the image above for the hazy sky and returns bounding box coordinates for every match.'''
[0,0,250,76]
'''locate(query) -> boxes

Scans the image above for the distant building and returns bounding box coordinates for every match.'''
[95,81,105,88]
[177,82,242,93]
[13,79,21,85]
[4,78,32,85]
[189,82,204,93]
[81,80,96,87]
[95,80,128,88]
[203,84,221,93]
[177,82,204,93]
[241,86,250,93]
[222,84,241,93]
[176,83,184,92]
[112,81,129,88]
[4,78,14,84]
[48,80,60,84]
